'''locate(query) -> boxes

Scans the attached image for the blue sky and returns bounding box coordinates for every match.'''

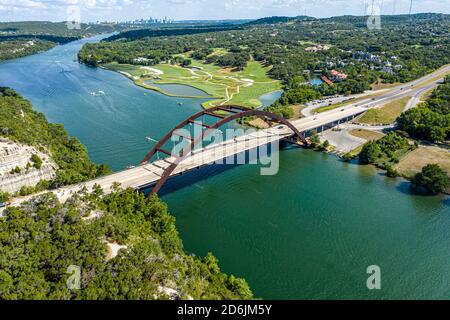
[0,0,449,22]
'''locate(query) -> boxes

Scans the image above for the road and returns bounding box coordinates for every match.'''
[2,65,449,211]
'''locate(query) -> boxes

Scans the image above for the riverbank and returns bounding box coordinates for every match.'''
[2,34,449,300]
[316,127,450,194]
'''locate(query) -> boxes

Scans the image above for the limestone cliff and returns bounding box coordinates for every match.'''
[0,139,57,194]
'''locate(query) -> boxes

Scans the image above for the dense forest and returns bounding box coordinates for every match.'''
[79,13,449,99]
[0,21,121,61]
[0,39,56,62]
[0,88,110,190]
[397,76,450,143]
[0,188,253,299]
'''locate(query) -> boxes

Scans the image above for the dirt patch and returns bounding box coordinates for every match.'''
[290,105,305,120]
[247,118,270,129]
[349,129,385,141]
[395,146,450,178]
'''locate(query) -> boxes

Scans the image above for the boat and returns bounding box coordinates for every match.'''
[126,165,135,169]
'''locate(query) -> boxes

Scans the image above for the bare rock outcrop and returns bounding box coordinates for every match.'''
[0,139,57,194]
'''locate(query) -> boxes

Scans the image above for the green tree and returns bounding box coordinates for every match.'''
[30,154,42,169]
[309,130,321,147]
[412,164,449,194]
[0,191,10,203]
[359,141,381,164]
[386,165,400,178]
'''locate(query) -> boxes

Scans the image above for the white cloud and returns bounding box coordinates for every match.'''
[0,0,448,21]
[0,0,46,9]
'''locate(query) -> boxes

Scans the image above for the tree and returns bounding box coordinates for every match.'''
[181,59,191,67]
[309,130,321,147]
[359,141,381,164]
[386,165,400,178]
[0,189,254,300]
[411,164,449,194]
[0,191,10,203]
[31,154,42,169]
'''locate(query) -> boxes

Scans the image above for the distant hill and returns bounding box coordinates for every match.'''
[246,16,315,25]
[0,21,118,38]
[105,25,242,42]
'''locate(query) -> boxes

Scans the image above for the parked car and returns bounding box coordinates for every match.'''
[0,202,9,209]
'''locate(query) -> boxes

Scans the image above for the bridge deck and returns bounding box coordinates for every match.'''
[5,65,448,208]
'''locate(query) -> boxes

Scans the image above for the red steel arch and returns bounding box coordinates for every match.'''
[141,105,307,195]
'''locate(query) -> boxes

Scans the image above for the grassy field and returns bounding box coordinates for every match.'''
[371,82,401,90]
[349,129,385,141]
[345,129,385,158]
[357,96,411,125]
[395,146,450,178]
[103,58,281,109]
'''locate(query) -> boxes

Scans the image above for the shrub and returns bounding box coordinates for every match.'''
[31,153,42,169]
[411,164,449,194]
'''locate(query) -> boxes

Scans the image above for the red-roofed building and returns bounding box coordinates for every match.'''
[321,75,334,85]
[330,70,348,82]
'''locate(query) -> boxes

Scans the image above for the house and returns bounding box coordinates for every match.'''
[330,70,348,82]
[305,44,330,53]
[382,66,394,74]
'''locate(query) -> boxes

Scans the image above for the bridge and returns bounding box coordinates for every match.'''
[3,65,449,208]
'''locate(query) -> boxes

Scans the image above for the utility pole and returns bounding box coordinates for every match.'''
[409,0,413,15]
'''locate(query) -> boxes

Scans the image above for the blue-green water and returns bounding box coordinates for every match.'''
[144,80,211,97]
[0,34,208,171]
[258,90,283,108]
[310,77,324,86]
[0,36,449,299]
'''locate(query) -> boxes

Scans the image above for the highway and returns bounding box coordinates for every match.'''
[3,65,449,210]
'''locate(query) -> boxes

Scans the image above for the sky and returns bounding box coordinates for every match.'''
[0,0,449,22]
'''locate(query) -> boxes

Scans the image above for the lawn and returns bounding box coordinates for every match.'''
[371,82,401,90]
[346,129,385,158]
[357,96,411,125]
[395,146,450,178]
[103,59,281,109]
[349,129,385,141]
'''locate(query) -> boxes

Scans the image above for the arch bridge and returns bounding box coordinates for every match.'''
[140,105,307,195]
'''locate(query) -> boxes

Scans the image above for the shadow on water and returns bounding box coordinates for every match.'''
[443,197,450,207]
[141,162,241,196]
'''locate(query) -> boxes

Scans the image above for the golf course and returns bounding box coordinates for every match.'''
[103,51,282,109]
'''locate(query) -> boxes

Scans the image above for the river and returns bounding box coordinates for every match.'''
[0,35,449,299]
